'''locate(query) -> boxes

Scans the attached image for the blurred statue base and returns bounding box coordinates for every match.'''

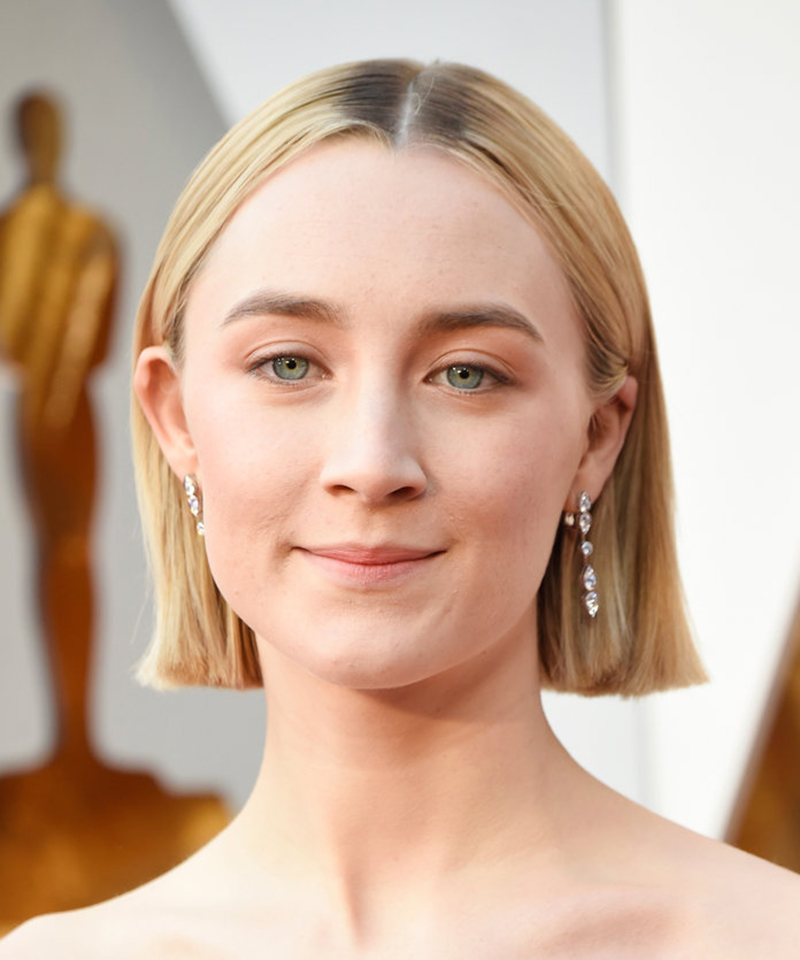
[0,750,230,935]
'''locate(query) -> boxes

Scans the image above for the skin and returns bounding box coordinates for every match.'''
[3,142,799,958]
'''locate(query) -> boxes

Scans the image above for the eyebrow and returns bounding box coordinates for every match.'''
[222,291,344,327]
[417,305,543,343]
[221,290,544,343]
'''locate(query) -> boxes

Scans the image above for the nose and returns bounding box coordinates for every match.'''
[319,384,428,505]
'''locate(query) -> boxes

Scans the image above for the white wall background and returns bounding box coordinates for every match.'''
[1,0,797,840]
[168,0,613,175]
[611,0,800,837]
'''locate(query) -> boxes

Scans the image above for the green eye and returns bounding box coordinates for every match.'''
[272,356,309,380]
[446,364,485,390]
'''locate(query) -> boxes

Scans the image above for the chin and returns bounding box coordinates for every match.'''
[306,647,441,692]
[263,625,462,693]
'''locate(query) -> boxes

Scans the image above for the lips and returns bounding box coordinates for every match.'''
[304,544,439,564]
[297,544,443,586]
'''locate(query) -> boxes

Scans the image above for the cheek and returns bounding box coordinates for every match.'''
[449,408,583,582]
[184,392,320,600]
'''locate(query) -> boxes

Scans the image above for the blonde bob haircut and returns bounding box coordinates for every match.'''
[132,58,707,696]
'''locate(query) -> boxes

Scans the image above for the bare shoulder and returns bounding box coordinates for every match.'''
[0,898,221,960]
[680,836,800,957]
[607,800,800,957]
[0,835,248,959]
[0,904,169,960]
[0,910,106,960]
[0,854,210,959]
[571,778,800,958]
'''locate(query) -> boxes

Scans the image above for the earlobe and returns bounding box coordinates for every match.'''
[133,346,197,479]
[567,376,638,508]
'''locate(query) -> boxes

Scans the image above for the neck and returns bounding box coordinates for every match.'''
[233,619,582,938]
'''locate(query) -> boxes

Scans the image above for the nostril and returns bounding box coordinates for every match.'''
[389,484,424,500]
[324,478,426,503]
[321,468,428,505]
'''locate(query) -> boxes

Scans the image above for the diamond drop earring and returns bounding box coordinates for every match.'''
[563,491,598,618]
[183,474,205,536]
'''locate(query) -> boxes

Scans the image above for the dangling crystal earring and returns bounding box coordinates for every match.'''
[563,491,598,618]
[183,474,205,536]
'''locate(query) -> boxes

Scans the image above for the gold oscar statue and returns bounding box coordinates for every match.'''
[0,92,229,934]
[727,595,800,872]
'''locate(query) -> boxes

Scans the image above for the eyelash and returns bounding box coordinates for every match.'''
[427,362,510,392]
[248,352,511,393]
[249,352,323,385]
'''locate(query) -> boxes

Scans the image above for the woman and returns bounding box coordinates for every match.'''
[4,59,799,957]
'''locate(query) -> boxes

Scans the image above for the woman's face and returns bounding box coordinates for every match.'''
[144,140,621,690]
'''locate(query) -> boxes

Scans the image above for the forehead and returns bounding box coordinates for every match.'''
[189,139,580,348]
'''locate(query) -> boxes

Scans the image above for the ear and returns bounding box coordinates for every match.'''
[133,346,198,480]
[566,376,638,509]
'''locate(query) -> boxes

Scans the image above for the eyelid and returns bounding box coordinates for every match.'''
[427,358,512,391]
[248,347,325,383]
[245,346,514,391]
